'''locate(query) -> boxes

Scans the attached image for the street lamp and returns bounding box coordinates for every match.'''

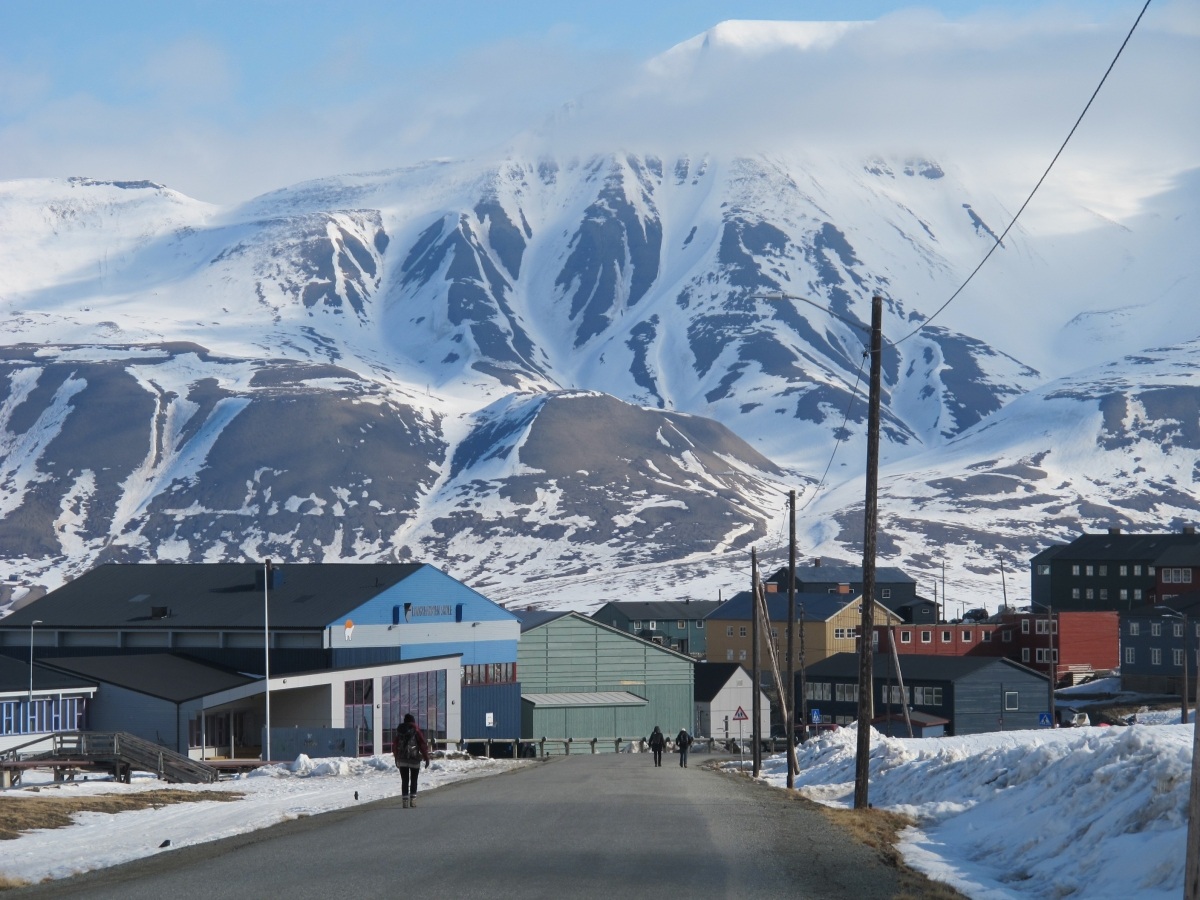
[1029,602,1055,725]
[28,620,43,731]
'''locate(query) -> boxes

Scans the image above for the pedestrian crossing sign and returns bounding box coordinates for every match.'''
[733,706,749,721]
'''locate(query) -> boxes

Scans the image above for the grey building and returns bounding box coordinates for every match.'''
[590,600,720,657]
[1030,526,1200,612]
[769,563,922,620]
[803,653,1050,735]
[1119,593,1200,695]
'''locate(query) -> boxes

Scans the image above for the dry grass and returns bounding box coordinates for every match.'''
[0,789,241,841]
[816,802,967,899]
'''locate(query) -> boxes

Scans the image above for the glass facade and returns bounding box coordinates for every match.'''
[379,670,447,752]
[0,696,88,737]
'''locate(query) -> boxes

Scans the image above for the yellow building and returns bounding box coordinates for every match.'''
[705,586,903,668]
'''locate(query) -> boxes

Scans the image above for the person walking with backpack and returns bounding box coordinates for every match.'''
[648,725,666,767]
[675,727,693,768]
[393,713,431,807]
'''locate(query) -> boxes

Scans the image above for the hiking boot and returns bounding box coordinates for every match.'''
[402,795,410,808]
[409,795,418,807]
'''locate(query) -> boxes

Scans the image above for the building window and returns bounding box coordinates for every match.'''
[1151,648,1162,666]
[913,686,943,706]
[727,649,734,660]
[834,627,851,640]
[1072,565,1080,576]
[771,628,779,638]
[881,588,892,599]
[1129,622,1140,636]
[1002,630,1012,643]
[1036,648,1059,663]
[1037,564,1051,576]
[1021,619,1030,634]
[1175,623,1185,638]
[882,685,908,705]
[1149,567,1156,577]
[836,683,859,702]
[697,620,704,629]
[634,621,643,632]
[1099,589,1108,601]
[1004,692,1019,711]
[807,682,831,701]
[739,650,747,660]
[941,630,952,643]
[900,630,912,643]
[726,626,734,637]
[649,620,657,631]
[1085,589,1094,600]
[739,626,747,637]
[1125,647,1135,664]
[1120,589,1128,601]
[962,630,972,643]
[1175,648,1185,667]
[1085,565,1094,576]
[677,620,686,628]
[1151,622,1162,637]
[982,630,992,642]
[1099,566,1107,576]
[921,630,932,643]
[1022,648,1030,662]
[1071,588,1080,600]
[1164,568,1194,584]
[1120,565,1128,576]
[1134,565,1142,576]
[1133,589,1143,601]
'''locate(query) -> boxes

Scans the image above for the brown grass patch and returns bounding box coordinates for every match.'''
[817,803,967,899]
[0,789,241,841]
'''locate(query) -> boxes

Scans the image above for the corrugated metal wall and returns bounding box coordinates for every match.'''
[461,682,521,739]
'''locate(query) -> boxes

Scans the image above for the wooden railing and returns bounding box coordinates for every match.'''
[13,732,220,784]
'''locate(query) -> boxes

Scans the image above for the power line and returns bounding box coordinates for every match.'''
[893,0,1154,347]
[798,350,870,513]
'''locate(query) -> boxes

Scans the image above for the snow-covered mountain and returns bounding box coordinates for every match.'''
[0,21,1196,612]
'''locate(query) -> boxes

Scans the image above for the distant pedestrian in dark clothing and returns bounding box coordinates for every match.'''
[393,713,431,808]
[648,726,666,766]
[676,727,693,767]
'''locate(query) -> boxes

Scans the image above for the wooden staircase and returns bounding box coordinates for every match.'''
[16,732,220,784]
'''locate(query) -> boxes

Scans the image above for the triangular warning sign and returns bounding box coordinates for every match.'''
[732,706,749,721]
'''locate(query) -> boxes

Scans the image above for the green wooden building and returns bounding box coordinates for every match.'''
[516,612,694,746]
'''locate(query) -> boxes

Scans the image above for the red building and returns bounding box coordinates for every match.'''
[875,610,1119,686]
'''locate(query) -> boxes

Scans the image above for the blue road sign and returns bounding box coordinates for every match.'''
[1038,712,1053,727]
[811,709,822,724]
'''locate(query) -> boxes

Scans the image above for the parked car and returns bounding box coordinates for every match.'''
[1057,708,1090,727]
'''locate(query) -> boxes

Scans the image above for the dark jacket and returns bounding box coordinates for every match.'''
[648,728,665,750]
[393,722,431,768]
[676,729,692,749]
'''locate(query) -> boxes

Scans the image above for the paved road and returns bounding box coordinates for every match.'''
[17,754,901,899]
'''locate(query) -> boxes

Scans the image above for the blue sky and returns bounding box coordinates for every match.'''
[0,1,1190,204]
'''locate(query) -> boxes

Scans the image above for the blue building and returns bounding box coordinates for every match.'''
[0,562,521,754]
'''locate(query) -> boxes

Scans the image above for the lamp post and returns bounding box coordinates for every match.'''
[28,620,43,732]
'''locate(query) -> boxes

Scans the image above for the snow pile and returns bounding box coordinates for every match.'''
[746,725,1192,899]
[0,753,522,885]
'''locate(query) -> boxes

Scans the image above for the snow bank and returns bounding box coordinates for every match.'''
[744,724,1192,899]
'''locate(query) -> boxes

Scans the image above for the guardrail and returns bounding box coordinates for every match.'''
[453,736,794,758]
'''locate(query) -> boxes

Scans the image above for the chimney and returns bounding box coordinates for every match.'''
[813,558,821,567]
[765,583,779,594]
[150,606,170,619]
[838,583,850,595]
[1108,527,1121,535]
[1185,525,1196,536]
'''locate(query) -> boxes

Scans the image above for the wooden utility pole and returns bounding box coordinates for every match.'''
[854,295,883,810]
[1187,635,1200,899]
[751,548,762,776]
[787,489,797,786]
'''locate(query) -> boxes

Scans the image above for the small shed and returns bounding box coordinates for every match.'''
[693,662,769,740]
[872,710,950,738]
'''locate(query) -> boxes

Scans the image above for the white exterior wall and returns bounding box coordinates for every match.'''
[695,674,771,739]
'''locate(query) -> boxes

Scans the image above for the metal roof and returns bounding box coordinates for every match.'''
[522,691,647,708]
[693,662,750,703]
[0,563,425,631]
[806,652,1047,682]
[39,654,258,703]
[1047,531,1200,562]
[0,655,97,695]
[770,565,917,585]
[709,590,873,623]
[591,600,722,620]
[512,610,573,633]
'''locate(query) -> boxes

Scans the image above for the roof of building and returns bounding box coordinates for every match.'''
[1045,530,1200,562]
[516,611,697,662]
[0,563,427,631]
[38,653,258,703]
[806,652,1047,682]
[710,590,896,623]
[512,610,573,633]
[0,655,98,695]
[1125,593,1200,618]
[591,600,722,621]
[693,662,751,703]
[522,691,647,708]
[1155,545,1200,566]
[873,710,951,727]
[769,565,917,586]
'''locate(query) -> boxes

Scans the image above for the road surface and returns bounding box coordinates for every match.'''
[16,752,904,898]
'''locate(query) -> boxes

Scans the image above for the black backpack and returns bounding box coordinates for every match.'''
[395,725,421,760]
